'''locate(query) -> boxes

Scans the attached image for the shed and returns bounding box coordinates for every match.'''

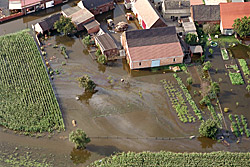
[78,0,115,15]
[33,13,61,34]
[94,33,118,59]
[83,20,100,34]
[189,45,203,57]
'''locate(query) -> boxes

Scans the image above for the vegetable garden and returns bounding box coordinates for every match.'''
[0,29,64,133]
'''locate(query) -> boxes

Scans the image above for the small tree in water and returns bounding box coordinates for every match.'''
[54,16,76,35]
[199,119,218,140]
[186,77,193,85]
[69,129,91,149]
[78,75,96,92]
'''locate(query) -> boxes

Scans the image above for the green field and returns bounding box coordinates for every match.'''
[89,151,250,166]
[0,30,64,132]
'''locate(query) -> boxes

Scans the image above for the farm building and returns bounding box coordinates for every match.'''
[132,0,167,29]
[62,6,100,33]
[162,0,190,20]
[9,0,68,15]
[191,5,220,24]
[32,13,61,34]
[121,26,184,70]
[77,0,115,16]
[94,33,118,60]
[220,2,250,35]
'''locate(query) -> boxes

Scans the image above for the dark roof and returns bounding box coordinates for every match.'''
[125,26,178,48]
[165,0,190,9]
[95,33,117,51]
[39,13,61,31]
[192,5,220,22]
[82,0,114,10]
[84,20,100,30]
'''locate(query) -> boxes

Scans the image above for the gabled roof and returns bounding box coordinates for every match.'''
[192,5,220,22]
[164,0,190,10]
[38,13,61,31]
[62,6,94,25]
[95,33,117,51]
[81,0,114,10]
[125,26,178,47]
[124,27,183,61]
[133,0,165,28]
[220,2,250,29]
[70,8,94,25]
[190,45,203,53]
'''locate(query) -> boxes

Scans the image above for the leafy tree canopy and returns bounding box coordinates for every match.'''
[54,16,76,35]
[199,119,218,139]
[77,75,96,92]
[233,16,250,38]
[185,33,198,45]
[69,129,91,149]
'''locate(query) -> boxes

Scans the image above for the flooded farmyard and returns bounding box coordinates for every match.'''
[1,0,250,166]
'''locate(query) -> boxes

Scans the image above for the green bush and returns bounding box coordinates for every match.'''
[199,119,218,139]
[229,72,244,85]
[97,54,107,64]
[69,129,91,149]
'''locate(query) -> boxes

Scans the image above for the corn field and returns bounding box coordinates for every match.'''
[0,29,64,133]
[89,151,250,166]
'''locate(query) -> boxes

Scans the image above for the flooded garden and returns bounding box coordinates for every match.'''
[1,0,250,166]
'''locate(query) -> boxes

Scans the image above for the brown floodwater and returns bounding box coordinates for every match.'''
[1,2,250,166]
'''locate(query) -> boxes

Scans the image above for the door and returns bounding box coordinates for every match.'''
[151,60,160,67]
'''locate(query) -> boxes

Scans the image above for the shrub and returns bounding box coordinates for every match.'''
[186,77,193,85]
[97,54,107,64]
[77,75,96,92]
[69,129,91,149]
[82,35,91,46]
[199,119,218,139]
[203,61,212,71]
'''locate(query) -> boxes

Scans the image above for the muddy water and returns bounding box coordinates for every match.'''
[1,2,250,167]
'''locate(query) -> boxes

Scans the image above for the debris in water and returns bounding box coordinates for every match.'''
[189,136,195,139]
[72,120,77,127]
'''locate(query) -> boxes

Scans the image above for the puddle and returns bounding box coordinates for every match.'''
[70,148,91,165]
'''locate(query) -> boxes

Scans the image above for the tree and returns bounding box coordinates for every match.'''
[69,129,91,149]
[246,85,250,92]
[203,23,220,35]
[54,16,76,35]
[185,33,198,45]
[82,35,91,46]
[203,61,212,71]
[97,54,107,65]
[78,75,96,92]
[210,82,220,95]
[199,119,218,139]
[233,16,250,38]
[186,77,193,85]
[209,48,214,55]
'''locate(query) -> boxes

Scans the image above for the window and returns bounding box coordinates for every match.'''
[173,58,176,62]
[139,62,141,66]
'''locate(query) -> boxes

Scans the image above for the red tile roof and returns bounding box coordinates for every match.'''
[190,0,204,6]
[220,2,250,29]
[128,42,183,62]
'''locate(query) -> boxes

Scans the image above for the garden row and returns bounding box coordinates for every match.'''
[238,59,250,91]
[229,114,250,137]
[173,74,203,120]
[90,151,250,166]
[0,29,64,133]
[161,80,195,123]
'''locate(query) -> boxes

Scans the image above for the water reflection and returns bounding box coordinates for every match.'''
[70,148,91,165]
[55,35,76,47]
[229,44,250,59]
[87,144,121,156]
[78,90,98,104]
[197,137,217,149]
[98,64,106,73]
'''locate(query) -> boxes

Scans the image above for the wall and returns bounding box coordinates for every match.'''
[89,2,115,15]
[131,56,183,69]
